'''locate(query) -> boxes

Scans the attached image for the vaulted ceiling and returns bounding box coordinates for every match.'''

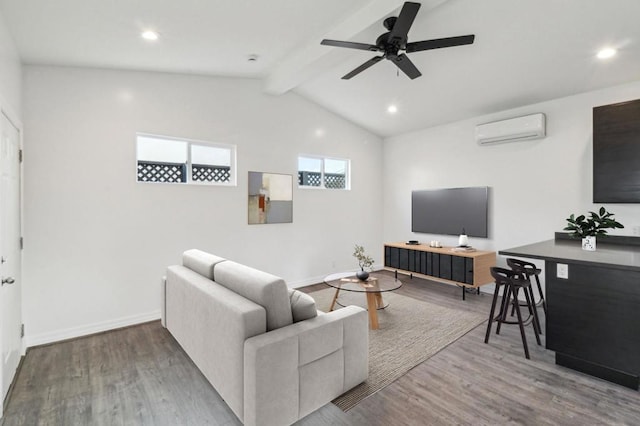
[2,0,640,137]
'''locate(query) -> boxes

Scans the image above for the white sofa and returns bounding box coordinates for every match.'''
[161,249,368,426]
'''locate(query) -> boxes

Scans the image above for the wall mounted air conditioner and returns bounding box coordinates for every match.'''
[476,113,546,145]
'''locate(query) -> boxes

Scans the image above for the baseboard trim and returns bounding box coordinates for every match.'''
[288,274,328,288]
[24,310,161,348]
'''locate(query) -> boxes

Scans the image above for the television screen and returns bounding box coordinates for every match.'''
[593,99,640,203]
[412,187,489,238]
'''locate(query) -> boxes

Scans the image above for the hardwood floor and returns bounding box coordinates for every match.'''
[3,273,639,425]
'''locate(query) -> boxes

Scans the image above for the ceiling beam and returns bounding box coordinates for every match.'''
[263,0,450,95]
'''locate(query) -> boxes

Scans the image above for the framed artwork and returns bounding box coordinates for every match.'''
[248,171,293,224]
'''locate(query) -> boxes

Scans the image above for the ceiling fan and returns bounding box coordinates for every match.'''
[320,1,475,80]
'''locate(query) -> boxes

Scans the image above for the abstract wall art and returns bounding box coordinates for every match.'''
[248,171,293,224]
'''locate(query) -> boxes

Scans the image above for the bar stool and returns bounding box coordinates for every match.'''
[507,257,547,315]
[484,267,541,359]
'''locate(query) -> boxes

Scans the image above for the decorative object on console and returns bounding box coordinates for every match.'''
[563,207,624,251]
[458,228,469,247]
[353,244,374,281]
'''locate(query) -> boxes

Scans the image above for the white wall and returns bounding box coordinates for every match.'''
[22,66,383,345]
[383,80,640,290]
[0,10,21,116]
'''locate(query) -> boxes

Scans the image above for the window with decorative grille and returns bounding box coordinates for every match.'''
[136,134,236,186]
[298,156,350,190]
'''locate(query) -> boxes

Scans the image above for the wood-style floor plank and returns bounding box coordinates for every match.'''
[3,272,640,425]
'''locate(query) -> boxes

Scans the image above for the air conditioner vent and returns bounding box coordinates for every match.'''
[476,113,546,145]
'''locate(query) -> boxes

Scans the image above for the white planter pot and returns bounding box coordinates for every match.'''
[582,236,596,251]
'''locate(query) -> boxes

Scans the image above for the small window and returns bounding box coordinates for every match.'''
[298,156,350,190]
[136,134,236,185]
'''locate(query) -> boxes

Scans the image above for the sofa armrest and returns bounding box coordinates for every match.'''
[243,305,368,426]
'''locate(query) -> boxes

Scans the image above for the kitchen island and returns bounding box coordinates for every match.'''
[500,236,640,390]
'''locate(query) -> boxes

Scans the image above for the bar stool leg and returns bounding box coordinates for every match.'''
[527,285,542,335]
[484,283,502,344]
[523,288,542,346]
[512,288,531,359]
[534,274,547,315]
[496,284,511,336]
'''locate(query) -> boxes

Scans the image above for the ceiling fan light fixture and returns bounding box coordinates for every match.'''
[597,47,616,59]
[320,1,474,80]
[141,30,159,41]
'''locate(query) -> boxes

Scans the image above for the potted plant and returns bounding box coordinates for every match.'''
[353,244,374,281]
[563,207,624,251]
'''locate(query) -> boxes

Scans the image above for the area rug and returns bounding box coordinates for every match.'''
[309,288,487,411]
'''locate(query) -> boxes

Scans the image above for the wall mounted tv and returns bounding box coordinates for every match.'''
[593,98,640,203]
[412,186,489,238]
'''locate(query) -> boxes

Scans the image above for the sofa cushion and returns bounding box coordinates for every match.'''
[182,249,226,280]
[288,289,317,323]
[214,261,293,331]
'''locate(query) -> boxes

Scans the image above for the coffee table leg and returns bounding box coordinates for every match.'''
[329,288,340,311]
[366,292,379,330]
[375,292,384,309]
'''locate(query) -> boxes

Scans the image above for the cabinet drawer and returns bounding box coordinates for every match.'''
[452,256,466,282]
[465,258,474,285]
[399,248,410,270]
[439,254,452,280]
[385,246,400,268]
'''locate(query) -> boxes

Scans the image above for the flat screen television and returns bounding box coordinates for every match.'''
[593,98,640,203]
[412,186,489,238]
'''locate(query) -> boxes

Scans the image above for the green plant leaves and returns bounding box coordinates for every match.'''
[564,207,624,238]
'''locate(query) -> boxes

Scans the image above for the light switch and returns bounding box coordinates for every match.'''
[557,263,569,279]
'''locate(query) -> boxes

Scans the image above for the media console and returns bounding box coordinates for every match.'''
[383,242,496,300]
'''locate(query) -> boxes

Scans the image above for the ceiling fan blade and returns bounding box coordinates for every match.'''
[342,56,384,80]
[321,39,380,52]
[392,54,422,79]
[388,2,421,43]
[406,34,475,53]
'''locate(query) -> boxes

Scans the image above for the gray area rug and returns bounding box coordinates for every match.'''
[309,288,487,411]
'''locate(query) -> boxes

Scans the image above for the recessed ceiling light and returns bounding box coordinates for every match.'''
[314,128,325,138]
[597,47,616,59]
[387,104,398,114]
[141,30,159,41]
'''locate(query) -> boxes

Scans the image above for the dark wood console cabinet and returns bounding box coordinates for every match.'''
[384,243,496,292]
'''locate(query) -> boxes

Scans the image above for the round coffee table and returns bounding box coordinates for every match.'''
[324,271,403,330]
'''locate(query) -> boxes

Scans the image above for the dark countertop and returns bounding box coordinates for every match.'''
[499,239,640,272]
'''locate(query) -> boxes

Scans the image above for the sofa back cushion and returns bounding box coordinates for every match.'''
[215,261,293,331]
[182,249,226,279]
[288,289,317,323]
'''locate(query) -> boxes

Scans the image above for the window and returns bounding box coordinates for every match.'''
[298,156,350,189]
[136,134,236,185]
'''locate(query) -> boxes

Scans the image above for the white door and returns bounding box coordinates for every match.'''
[0,110,22,407]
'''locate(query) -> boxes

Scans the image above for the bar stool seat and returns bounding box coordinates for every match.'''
[507,257,547,316]
[484,266,542,359]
